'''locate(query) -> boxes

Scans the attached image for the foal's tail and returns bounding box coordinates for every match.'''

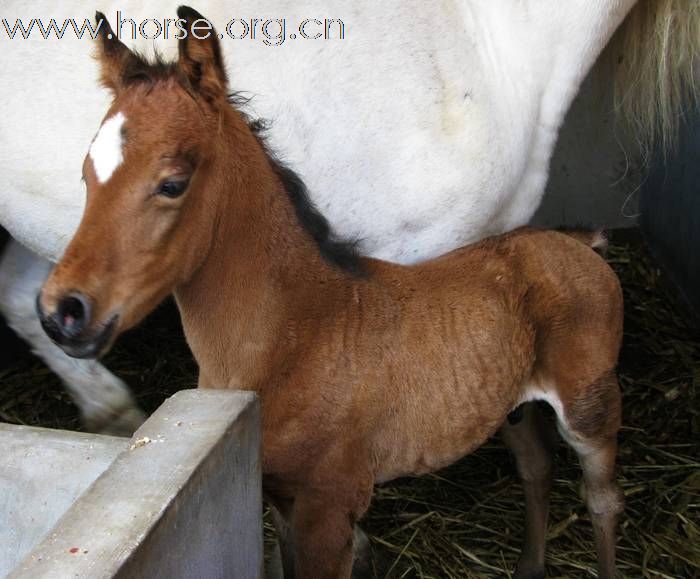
[561,229,609,254]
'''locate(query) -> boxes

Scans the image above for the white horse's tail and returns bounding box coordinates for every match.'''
[607,0,700,158]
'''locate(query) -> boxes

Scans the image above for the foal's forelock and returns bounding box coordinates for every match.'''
[89,112,126,184]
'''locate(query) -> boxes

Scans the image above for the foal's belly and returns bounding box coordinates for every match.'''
[371,377,521,484]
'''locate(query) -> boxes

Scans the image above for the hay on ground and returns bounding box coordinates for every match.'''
[0,234,697,577]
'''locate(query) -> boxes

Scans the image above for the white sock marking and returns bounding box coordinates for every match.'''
[89,112,126,184]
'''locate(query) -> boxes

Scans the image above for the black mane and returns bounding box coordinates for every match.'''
[234,97,364,276]
[268,154,364,275]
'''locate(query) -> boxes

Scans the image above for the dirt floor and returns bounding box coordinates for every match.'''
[0,233,698,578]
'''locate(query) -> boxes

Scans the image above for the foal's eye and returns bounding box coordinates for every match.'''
[156,179,189,198]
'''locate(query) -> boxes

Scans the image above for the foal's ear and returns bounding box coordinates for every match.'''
[176,6,228,102]
[94,11,140,94]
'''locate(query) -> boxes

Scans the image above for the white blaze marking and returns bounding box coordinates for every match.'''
[89,112,126,184]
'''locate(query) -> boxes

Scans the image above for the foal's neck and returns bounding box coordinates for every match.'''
[174,109,351,390]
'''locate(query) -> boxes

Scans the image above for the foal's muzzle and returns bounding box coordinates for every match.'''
[36,291,118,359]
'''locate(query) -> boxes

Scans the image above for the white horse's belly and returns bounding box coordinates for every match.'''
[0,0,564,264]
[243,48,513,263]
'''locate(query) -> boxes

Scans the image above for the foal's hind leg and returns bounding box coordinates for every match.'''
[557,371,624,579]
[501,402,554,579]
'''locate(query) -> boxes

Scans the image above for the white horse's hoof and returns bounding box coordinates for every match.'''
[87,406,148,437]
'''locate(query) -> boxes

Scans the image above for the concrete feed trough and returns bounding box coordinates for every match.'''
[0,390,261,579]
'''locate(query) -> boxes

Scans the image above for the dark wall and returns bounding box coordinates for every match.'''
[640,114,700,315]
[531,66,641,231]
[0,227,31,367]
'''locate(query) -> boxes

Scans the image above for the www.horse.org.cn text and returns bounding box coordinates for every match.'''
[1,12,346,46]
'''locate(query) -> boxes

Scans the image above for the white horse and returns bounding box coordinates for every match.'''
[0,0,697,434]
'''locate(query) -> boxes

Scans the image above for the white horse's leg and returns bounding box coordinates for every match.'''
[0,238,146,435]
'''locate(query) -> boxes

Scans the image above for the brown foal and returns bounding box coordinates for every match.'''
[38,8,625,578]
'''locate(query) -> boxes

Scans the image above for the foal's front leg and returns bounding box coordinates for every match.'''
[268,499,296,578]
[291,480,373,579]
[270,501,379,579]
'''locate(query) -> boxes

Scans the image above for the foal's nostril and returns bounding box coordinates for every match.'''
[56,293,91,336]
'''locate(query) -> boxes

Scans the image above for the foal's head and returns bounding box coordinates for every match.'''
[38,7,261,358]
